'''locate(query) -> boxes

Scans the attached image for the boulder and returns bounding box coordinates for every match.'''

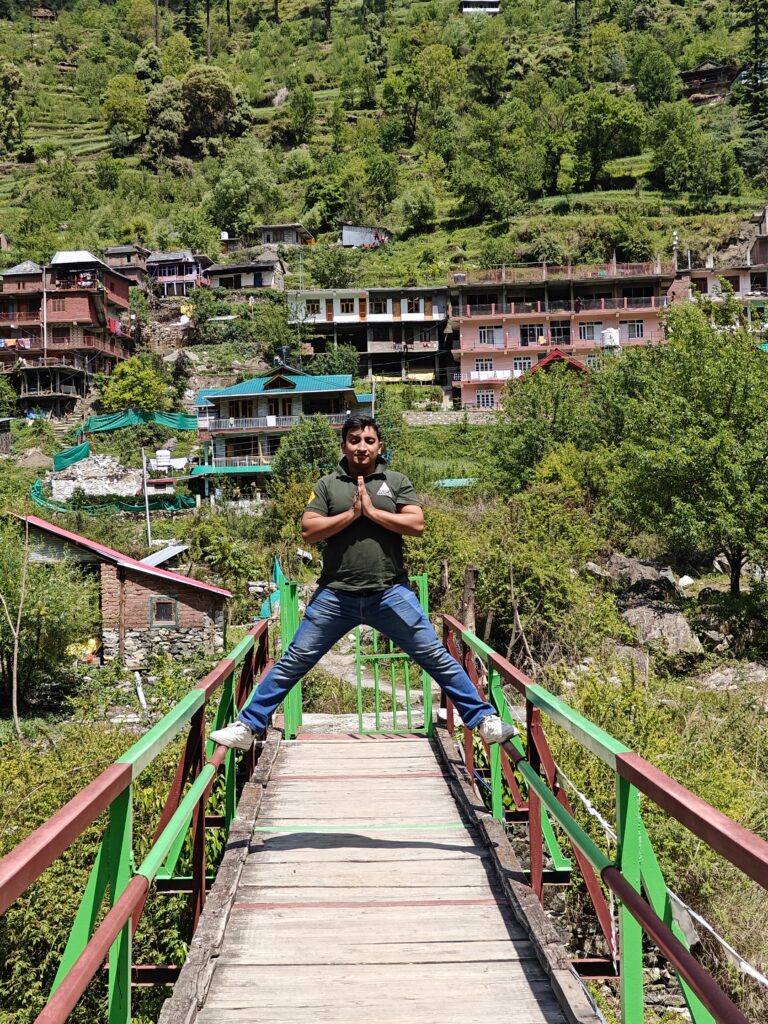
[605,554,682,600]
[48,454,142,501]
[621,603,704,656]
[698,662,768,691]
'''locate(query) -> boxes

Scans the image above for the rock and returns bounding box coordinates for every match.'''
[272,86,289,107]
[603,640,651,677]
[600,553,683,601]
[678,575,695,588]
[713,553,729,574]
[621,604,704,656]
[585,561,613,581]
[18,447,53,468]
[163,437,178,451]
[697,662,768,691]
[48,454,142,501]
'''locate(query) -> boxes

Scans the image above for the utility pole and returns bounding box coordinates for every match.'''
[42,264,47,358]
[142,448,152,546]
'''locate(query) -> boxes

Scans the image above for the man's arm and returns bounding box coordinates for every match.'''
[358,477,424,537]
[301,507,358,543]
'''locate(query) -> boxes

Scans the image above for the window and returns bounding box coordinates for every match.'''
[150,596,178,627]
[406,297,420,314]
[587,353,602,369]
[372,325,390,341]
[475,390,495,408]
[478,325,503,346]
[370,299,387,315]
[339,299,355,314]
[51,297,65,313]
[550,320,571,345]
[419,327,434,342]
[519,324,543,347]
[305,300,321,316]
[621,320,644,340]
[219,275,241,289]
[579,322,601,341]
[513,356,532,374]
[475,357,494,372]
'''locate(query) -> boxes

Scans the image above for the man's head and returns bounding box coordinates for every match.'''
[341,415,383,476]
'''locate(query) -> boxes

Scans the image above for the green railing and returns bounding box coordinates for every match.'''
[442,614,768,1024]
[0,621,272,1024]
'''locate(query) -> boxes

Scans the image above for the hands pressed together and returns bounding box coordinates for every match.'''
[351,475,375,520]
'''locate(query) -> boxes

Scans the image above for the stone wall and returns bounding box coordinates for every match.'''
[103,626,225,669]
[402,409,497,427]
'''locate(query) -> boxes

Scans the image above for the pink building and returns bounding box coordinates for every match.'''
[449,261,675,408]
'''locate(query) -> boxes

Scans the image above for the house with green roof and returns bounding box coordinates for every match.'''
[194,364,371,486]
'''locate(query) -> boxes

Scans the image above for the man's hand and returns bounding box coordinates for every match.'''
[357,476,374,517]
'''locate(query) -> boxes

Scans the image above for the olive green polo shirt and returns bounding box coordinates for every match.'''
[305,458,422,593]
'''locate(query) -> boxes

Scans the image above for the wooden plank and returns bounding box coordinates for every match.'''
[198,1007,564,1023]
[214,903,527,943]
[212,938,536,966]
[238,858,495,885]
[234,883,500,903]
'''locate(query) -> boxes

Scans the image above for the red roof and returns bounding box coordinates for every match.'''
[22,515,231,598]
[525,348,589,376]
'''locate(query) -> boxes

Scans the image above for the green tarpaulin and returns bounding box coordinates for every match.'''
[79,410,198,435]
[30,479,196,516]
[53,441,91,472]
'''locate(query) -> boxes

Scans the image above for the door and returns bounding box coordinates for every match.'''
[325,299,334,322]
[393,299,401,320]
[424,296,433,317]
[359,297,367,321]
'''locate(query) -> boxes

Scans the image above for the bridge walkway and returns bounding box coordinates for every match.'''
[193,730,568,1024]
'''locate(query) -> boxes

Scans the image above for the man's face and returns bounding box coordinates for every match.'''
[342,426,383,475]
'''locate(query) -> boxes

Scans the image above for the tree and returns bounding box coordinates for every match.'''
[493,364,591,493]
[287,83,315,144]
[134,42,163,86]
[400,184,437,235]
[308,344,360,377]
[649,102,743,197]
[145,77,187,159]
[270,415,340,485]
[466,40,508,105]
[0,60,24,157]
[611,304,768,596]
[182,64,241,143]
[309,246,362,289]
[161,32,195,78]
[570,86,645,190]
[98,354,174,412]
[630,35,678,106]
[0,376,17,417]
[736,0,768,130]
[365,150,399,217]
[102,74,148,138]
[0,522,99,715]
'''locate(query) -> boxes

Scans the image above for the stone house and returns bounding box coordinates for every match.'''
[23,515,230,669]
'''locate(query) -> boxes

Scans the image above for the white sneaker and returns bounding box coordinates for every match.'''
[210,720,256,750]
[477,715,518,745]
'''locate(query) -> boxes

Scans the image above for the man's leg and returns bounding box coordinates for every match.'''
[212,588,357,745]
[368,585,506,731]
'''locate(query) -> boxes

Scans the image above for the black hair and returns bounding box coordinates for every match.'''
[341,414,382,441]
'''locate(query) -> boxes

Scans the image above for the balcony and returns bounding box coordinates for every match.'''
[20,381,84,398]
[453,370,514,383]
[367,340,439,353]
[0,279,44,294]
[204,413,348,432]
[448,261,674,286]
[0,310,42,324]
[210,456,273,468]
[0,334,131,359]
[4,356,90,372]
[454,296,669,319]
[48,272,103,292]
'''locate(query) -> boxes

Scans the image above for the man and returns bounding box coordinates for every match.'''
[211,415,517,749]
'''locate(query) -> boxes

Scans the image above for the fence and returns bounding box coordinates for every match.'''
[0,623,271,1024]
[441,614,768,1024]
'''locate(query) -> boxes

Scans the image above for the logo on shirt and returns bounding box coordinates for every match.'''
[376,482,393,497]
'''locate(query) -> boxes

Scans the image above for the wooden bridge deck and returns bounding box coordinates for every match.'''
[190,732,570,1024]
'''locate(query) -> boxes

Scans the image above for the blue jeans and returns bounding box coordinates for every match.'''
[238,584,496,733]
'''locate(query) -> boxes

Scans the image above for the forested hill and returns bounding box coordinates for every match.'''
[0,0,766,281]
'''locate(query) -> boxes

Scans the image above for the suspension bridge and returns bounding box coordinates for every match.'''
[1,576,766,1024]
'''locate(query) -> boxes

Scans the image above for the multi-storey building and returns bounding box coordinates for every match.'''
[193,364,372,491]
[0,251,132,416]
[102,244,151,291]
[146,250,212,297]
[207,257,285,291]
[289,287,453,384]
[449,260,675,408]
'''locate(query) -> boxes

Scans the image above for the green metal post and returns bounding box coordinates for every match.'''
[107,786,133,1024]
[372,628,381,730]
[638,825,716,1024]
[414,574,433,735]
[616,776,644,1024]
[355,626,364,733]
[389,638,398,730]
[488,667,504,821]
[280,580,302,739]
